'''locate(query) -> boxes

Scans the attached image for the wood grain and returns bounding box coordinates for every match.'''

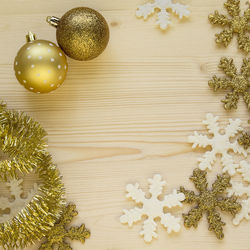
[0,0,249,249]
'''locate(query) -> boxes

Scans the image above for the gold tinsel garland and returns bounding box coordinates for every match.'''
[0,103,65,249]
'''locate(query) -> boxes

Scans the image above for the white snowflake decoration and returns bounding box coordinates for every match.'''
[188,113,247,176]
[0,178,38,223]
[120,174,185,242]
[227,160,250,225]
[228,181,250,225]
[136,0,190,30]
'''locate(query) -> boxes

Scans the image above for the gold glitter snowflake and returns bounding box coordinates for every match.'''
[208,0,250,53]
[179,169,241,239]
[208,57,250,110]
[39,204,90,250]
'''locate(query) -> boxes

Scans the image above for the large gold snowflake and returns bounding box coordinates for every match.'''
[208,0,249,53]
[179,169,241,239]
[208,57,249,110]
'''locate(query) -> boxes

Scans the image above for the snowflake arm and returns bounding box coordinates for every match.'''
[215,28,234,47]
[241,57,250,77]
[238,33,250,54]
[188,132,212,149]
[120,174,184,242]
[136,3,156,19]
[163,189,185,208]
[219,58,237,78]
[225,118,243,138]
[203,113,220,135]
[156,10,172,29]
[222,92,240,110]
[224,0,240,17]
[149,174,166,198]
[190,168,208,192]
[212,173,231,194]
[179,187,199,204]
[126,183,146,204]
[120,208,144,227]
[208,10,230,26]
[208,76,232,91]
[170,3,190,19]
[198,150,217,171]
[140,218,158,242]
[238,161,250,182]
[228,181,250,197]
[207,209,225,240]
[183,207,203,228]
[136,0,190,30]
[221,153,238,175]
[160,213,181,233]
[233,198,250,225]
[217,196,242,215]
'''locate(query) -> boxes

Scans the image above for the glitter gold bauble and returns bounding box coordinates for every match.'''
[14,32,68,94]
[47,7,110,61]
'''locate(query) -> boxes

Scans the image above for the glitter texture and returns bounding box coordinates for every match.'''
[179,169,241,239]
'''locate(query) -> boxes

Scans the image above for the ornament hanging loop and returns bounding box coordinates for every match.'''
[26,31,36,42]
[47,16,60,28]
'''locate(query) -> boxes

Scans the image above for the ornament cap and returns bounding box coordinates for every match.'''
[47,16,60,28]
[26,31,36,42]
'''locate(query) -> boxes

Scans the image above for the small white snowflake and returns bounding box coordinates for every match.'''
[188,113,247,176]
[0,178,38,223]
[120,174,185,242]
[136,0,190,30]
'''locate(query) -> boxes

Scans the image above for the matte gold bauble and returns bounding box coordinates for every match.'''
[14,32,68,94]
[47,7,110,61]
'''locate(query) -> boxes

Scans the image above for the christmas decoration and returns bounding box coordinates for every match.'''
[0,178,38,223]
[14,32,68,94]
[39,204,90,249]
[188,113,246,175]
[238,131,250,149]
[179,168,241,239]
[0,102,65,249]
[120,174,185,242]
[208,57,250,110]
[228,168,250,225]
[136,0,190,30]
[208,0,250,53]
[47,7,109,61]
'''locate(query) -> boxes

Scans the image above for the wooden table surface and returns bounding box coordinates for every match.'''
[0,0,249,249]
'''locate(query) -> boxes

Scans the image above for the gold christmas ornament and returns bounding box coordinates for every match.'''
[47,7,110,61]
[14,32,68,94]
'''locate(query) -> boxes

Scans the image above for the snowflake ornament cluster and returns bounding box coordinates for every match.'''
[0,178,38,223]
[188,113,247,176]
[179,168,241,239]
[228,160,250,225]
[136,0,190,30]
[120,174,185,242]
[208,0,250,53]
